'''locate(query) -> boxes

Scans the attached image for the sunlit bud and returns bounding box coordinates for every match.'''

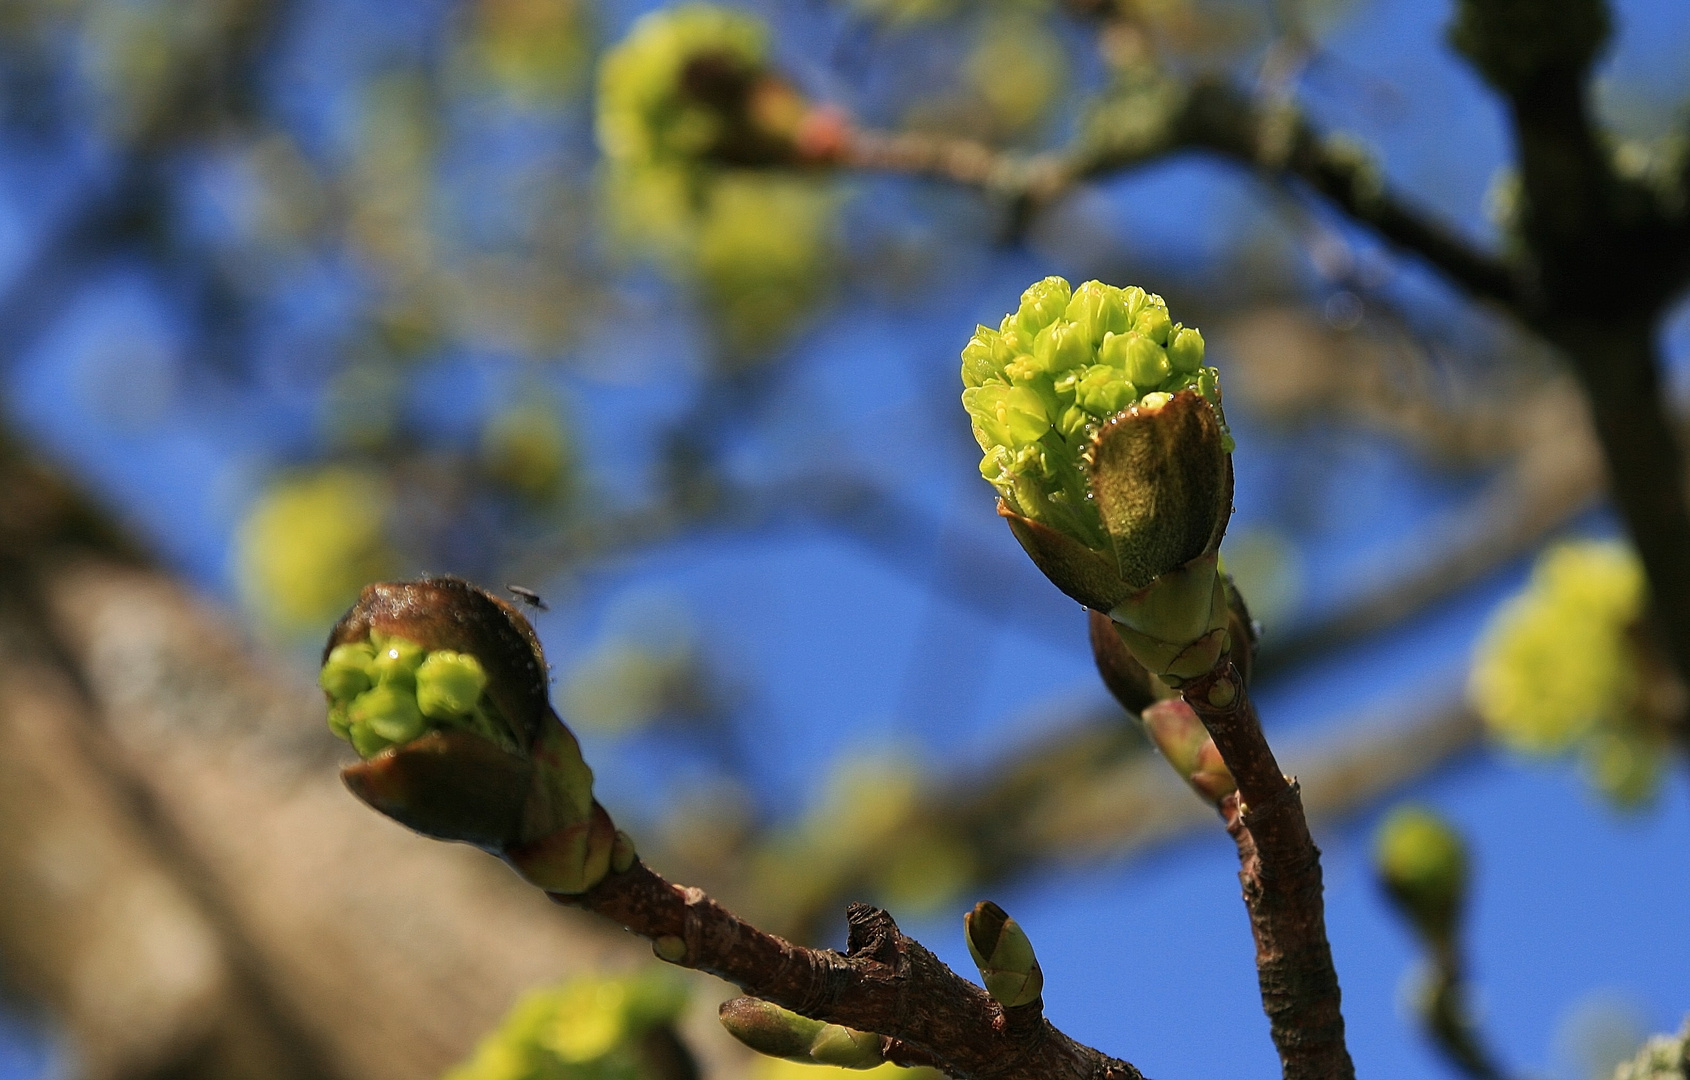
[1168,326,1206,374]
[1015,276,1073,337]
[416,651,489,719]
[961,325,1006,388]
[1118,332,1172,388]
[1033,319,1094,374]
[320,641,375,701]
[1374,805,1468,944]
[329,578,619,894]
[965,900,1044,1008]
[1066,280,1130,347]
[1133,302,1171,344]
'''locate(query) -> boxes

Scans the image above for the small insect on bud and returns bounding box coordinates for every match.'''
[964,900,1044,1008]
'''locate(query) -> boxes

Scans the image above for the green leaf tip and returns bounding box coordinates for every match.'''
[1374,805,1468,942]
[719,998,886,1069]
[964,900,1044,1008]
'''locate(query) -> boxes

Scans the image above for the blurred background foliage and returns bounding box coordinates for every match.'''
[1,0,1690,1078]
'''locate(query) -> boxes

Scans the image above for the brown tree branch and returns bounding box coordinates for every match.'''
[1181,661,1355,1080]
[557,863,1148,1080]
[835,77,1519,310]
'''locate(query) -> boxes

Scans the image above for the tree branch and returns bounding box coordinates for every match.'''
[836,77,1519,310]
[555,864,1146,1080]
[1181,661,1355,1080]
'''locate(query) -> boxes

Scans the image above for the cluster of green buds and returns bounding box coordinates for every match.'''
[1373,805,1469,947]
[597,3,846,172]
[720,998,889,1070]
[322,578,632,894]
[321,632,511,758]
[964,900,1043,1009]
[964,277,1234,684]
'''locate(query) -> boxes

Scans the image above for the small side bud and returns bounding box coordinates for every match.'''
[964,900,1044,1008]
[1374,805,1468,944]
[1141,699,1235,804]
[328,577,618,894]
[719,998,885,1069]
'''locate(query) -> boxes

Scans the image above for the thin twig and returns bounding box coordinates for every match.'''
[1182,661,1355,1080]
[557,864,1148,1080]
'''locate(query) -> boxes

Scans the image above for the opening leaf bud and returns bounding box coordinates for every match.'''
[718,998,886,1069]
[1374,805,1469,944]
[964,900,1044,1008]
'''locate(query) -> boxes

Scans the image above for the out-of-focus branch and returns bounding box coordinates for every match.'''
[835,77,1518,309]
[1446,0,1690,717]
[558,870,1148,1080]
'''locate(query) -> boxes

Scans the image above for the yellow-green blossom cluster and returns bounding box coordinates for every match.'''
[444,973,688,1080]
[1469,541,1641,753]
[596,3,767,170]
[320,630,513,758]
[961,276,1226,546]
[1469,540,1669,805]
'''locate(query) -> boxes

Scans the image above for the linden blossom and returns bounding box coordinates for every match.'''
[961,276,1236,686]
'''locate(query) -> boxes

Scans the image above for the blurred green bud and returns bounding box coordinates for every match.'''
[327,702,353,741]
[1168,326,1205,374]
[964,900,1044,1008]
[320,641,375,701]
[1470,541,1643,754]
[720,998,886,1069]
[1374,805,1468,943]
[328,578,619,894]
[1015,276,1072,337]
[1141,698,1236,804]
[416,650,488,719]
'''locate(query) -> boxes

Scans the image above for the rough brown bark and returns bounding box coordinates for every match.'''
[1183,662,1354,1080]
[559,863,1147,1080]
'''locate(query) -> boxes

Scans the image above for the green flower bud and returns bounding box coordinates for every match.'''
[350,683,426,745]
[320,641,375,702]
[719,998,886,1069]
[1133,301,1171,344]
[1015,276,1072,337]
[1374,805,1468,943]
[965,278,1234,682]
[416,650,489,719]
[1117,331,1172,388]
[1032,319,1092,374]
[964,900,1043,1008]
[370,636,425,689]
[961,325,1005,388]
[327,702,353,740]
[1168,326,1205,374]
[1065,280,1130,347]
